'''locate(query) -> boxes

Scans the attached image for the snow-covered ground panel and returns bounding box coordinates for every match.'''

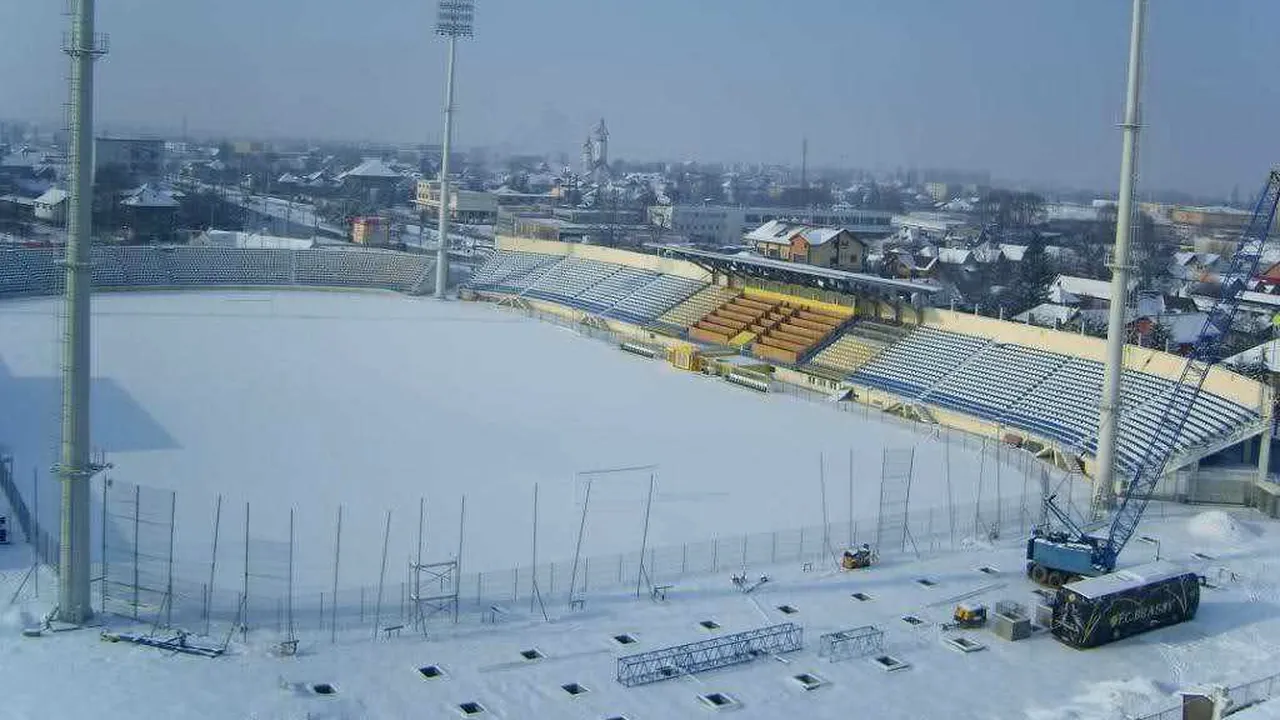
[1,505,1277,719]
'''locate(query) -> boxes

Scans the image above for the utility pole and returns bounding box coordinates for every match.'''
[1093,0,1147,516]
[433,0,474,299]
[57,0,108,625]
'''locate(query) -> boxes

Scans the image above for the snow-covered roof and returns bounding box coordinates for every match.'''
[745,220,800,244]
[1050,274,1134,303]
[121,186,178,208]
[936,247,974,265]
[1011,302,1078,325]
[1223,338,1280,372]
[1062,561,1190,600]
[1239,290,1280,308]
[1154,312,1215,345]
[798,227,844,247]
[998,243,1027,262]
[338,158,401,180]
[35,188,68,206]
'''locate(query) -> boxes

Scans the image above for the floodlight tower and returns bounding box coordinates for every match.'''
[434,0,474,299]
[1094,0,1147,514]
[58,0,108,625]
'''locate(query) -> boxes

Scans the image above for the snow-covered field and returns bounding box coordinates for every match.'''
[0,290,1018,593]
[0,290,1276,719]
[1,504,1277,719]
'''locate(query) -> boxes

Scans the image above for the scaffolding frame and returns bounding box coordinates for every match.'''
[410,559,459,628]
[818,625,884,662]
[876,448,918,555]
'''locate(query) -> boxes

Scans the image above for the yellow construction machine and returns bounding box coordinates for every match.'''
[840,544,876,570]
[946,603,988,630]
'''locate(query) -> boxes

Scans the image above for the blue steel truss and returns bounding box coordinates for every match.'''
[615,623,803,687]
[1097,170,1280,571]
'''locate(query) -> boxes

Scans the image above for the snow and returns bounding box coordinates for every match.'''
[1235,700,1280,719]
[1,503,1278,719]
[1,289,1274,718]
[1188,510,1257,544]
[0,291,1014,594]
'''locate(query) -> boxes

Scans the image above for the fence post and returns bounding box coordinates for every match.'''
[166,491,176,629]
[372,509,391,641]
[242,502,250,633]
[205,494,222,637]
[681,543,687,575]
[770,532,777,564]
[712,538,719,573]
[133,484,141,621]
[331,506,342,643]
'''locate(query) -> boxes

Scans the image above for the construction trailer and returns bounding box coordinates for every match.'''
[1051,561,1200,649]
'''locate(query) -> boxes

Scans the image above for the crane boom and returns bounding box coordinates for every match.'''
[1029,169,1280,580]
[1100,169,1280,567]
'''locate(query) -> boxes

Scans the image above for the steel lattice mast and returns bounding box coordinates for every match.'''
[58,0,107,624]
[433,0,474,299]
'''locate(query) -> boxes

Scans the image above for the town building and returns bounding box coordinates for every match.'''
[415,180,499,224]
[744,220,867,271]
[1169,205,1253,232]
[351,216,392,246]
[94,137,164,182]
[337,158,403,205]
[649,204,892,246]
[33,187,68,224]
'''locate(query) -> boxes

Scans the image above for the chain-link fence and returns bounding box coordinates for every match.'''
[0,303,1099,642]
[83,461,1077,643]
[1129,670,1280,720]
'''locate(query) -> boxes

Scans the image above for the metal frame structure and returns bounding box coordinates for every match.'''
[410,559,459,627]
[876,448,917,555]
[433,0,474,299]
[615,623,803,687]
[817,625,884,662]
[649,244,939,303]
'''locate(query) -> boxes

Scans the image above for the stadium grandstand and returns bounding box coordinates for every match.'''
[0,245,435,295]
[0,238,1264,502]
[463,237,1270,495]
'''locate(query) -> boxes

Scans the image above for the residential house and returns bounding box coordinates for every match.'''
[33,187,68,224]
[744,220,867,271]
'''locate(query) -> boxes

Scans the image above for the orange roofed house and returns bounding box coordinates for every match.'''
[744,220,868,271]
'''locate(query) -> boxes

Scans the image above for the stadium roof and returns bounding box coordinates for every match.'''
[648,244,940,296]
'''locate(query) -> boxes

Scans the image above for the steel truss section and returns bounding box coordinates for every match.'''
[615,622,802,687]
[817,625,884,662]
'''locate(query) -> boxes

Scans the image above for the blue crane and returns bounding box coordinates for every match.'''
[1027,169,1280,586]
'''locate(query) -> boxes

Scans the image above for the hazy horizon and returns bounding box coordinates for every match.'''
[2,1,1277,197]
